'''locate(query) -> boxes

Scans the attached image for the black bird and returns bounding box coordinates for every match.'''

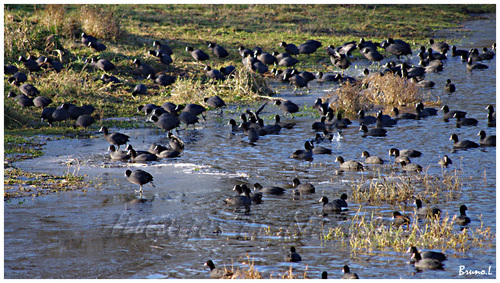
[285,247,302,262]
[253,182,285,196]
[178,111,200,129]
[5,64,19,75]
[330,51,351,74]
[336,156,363,171]
[89,58,115,72]
[438,155,453,168]
[392,107,417,120]
[388,148,411,164]
[357,110,377,125]
[133,59,155,77]
[154,50,173,66]
[88,41,106,52]
[455,204,471,226]
[208,42,229,58]
[33,96,52,109]
[19,55,41,72]
[450,134,479,148]
[380,38,412,59]
[441,105,466,121]
[40,107,56,122]
[453,112,478,127]
[148,73,176,86]
[411,251,444,270]
[150,112,180,133]
[478,47,495,60]
[292,178,315,194]
[108,145,130,161]
[153,40,173,56]
[485,104,496,118]
[234,184,262,204]
[74,114,96,130]
[100,74,120,84]
[406,247,447,262]
[389,148,422,158]
[224,186,252,209]
[155,147,181,159]
[99,126,129,149]
[274,99,299,117]
[47,103,71,126]
[254,49,277,65]
[444,79,456,93]
[361,47,383,65]
[376,110,397,127]
[43,57,63,72]
[81,32,98,46]
[279,41,299,55]
[415,199,441,219]
[124,169,155,197]
[284,73,309,92]
[17,83,40,97]
[8,91,34,108]
[128,148,158,162]
[477,130,495,146]
[204,95,226,113]
[298,40,321,56]
[204,66,225,81]
[316,71,338,83]
[466,57,488,71]
[8,72,27,86]
[332,193,349,208]
[451,45,468,57]
[400,160,423,172]
[361,151,384,164]
[181,103,207,118]
[291,141,313,161]
[186,46,209,62]
[131,84,147,96]
[220,65,236,77]
[429,38,449,54]
[341,265,359,279]
[204,260,233,279]
[319,196,342,214]
[167,132,184,152]
[359,124,387,137]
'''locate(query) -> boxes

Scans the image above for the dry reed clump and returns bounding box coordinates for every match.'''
[326,72,430,115]
[38,5,66,35]
[169,68,274,106]
[362,72,428,106]
[343,209,494,254]
[327,81,373,115]
[226,255,309,279]
[79,5,123,40]
[351,170,463,206]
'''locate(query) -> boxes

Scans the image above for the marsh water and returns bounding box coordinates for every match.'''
[4,15,496,279]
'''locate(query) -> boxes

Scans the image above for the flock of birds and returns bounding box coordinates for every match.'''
[5,29,496,278]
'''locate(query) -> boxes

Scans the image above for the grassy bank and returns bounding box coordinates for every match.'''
[4,4,494,133]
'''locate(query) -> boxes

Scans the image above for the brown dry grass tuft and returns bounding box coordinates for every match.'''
[326,72,431,115]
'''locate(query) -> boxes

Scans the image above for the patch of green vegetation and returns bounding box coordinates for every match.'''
[4,166,88,200]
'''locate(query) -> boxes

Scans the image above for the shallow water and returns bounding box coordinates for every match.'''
[4,15,496,279]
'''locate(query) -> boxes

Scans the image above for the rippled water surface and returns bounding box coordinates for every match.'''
[4,15,496,279]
